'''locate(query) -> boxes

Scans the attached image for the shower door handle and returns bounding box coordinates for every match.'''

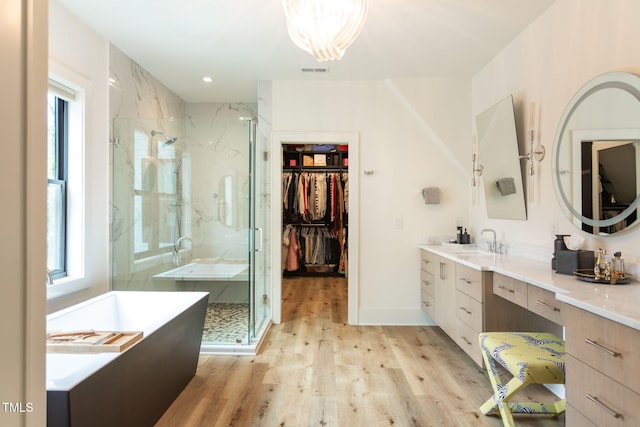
[255,228,263,252]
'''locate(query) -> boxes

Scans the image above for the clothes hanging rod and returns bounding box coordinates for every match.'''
[283,168,347,172]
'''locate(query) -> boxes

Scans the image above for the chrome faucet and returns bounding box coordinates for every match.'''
[46,269,54,286]
[481,228,498,253]
[172,236,192,266]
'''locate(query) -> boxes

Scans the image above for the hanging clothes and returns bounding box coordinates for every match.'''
[281,170,348,274]
[286,226,300,272]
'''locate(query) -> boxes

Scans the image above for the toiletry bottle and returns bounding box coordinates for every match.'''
[613,252,624,278]
[456,226,463,244]
[594,249,603,278]
[462,228,470,244]
[602,250,612,280]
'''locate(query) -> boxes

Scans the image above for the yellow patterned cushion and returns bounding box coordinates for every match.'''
[479,332,565,385]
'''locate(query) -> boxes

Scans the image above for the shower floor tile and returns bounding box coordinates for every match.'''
[202,303,249,345]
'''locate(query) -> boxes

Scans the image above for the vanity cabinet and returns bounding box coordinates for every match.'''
[434,255,456,337]
[492,273,564,333]
[419,250,492,367]
[419,250,456,338]
[419,250,435,318]
[454,264,491,366]
[564,304,640,426]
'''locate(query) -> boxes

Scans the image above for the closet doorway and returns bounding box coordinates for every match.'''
[270,132,359,325]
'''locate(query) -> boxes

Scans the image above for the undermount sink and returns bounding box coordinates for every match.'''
[451,249,492,257]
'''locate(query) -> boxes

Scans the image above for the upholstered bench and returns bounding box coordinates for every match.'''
[478,332,565,427]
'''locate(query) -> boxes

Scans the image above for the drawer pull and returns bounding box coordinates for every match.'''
[459,306,472,315]
[459,277,472,285]
[498,285,515,294]
[422,279,431,285]
[423,302,431,307]
[586,394,622,419]
[535,300,560,312]
[584,338,621,358]
[460,336,472,346]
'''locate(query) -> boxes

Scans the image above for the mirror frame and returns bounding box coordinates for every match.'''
[477,94,528,220]
[552,71,640,235]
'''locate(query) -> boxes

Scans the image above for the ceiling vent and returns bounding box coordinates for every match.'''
[300,66,329,73]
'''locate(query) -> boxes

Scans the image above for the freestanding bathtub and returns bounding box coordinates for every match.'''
[46,291,208,427]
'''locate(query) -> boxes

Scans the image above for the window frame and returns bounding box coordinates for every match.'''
[46,70,88,300]
[47,94,69,279]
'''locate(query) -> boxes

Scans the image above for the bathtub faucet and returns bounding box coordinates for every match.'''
[173,236,192,266]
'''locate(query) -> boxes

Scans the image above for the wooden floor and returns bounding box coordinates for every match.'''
[156,277,565,426]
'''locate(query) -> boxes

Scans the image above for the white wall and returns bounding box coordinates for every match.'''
[47,0,110,312]
[1,0,47,425]
[471,0,640,266]
[272,78,471,324]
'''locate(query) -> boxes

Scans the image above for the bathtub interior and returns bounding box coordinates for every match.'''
[47,291,207,334]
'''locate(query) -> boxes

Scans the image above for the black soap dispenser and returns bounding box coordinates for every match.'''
[461,228,470,244]
[456,226,463,244]
[551,234,569,271]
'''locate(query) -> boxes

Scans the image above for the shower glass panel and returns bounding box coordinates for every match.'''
[111,108,268,350]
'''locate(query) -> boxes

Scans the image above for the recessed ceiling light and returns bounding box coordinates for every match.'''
[202,76,213,83]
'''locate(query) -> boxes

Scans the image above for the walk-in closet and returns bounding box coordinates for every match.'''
[282,144,349,278]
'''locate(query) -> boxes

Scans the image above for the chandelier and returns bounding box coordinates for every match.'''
[282,0,368,62]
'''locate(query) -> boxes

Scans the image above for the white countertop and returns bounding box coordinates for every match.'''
[419,244,640,331]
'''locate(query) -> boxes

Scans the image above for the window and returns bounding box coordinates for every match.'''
[46,77,82,291]
[133,129,181,260]
[47,89,69,279]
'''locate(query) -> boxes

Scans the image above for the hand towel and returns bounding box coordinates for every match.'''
[496,177,516,196]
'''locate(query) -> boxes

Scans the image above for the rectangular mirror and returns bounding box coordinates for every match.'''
[476,95,527,220]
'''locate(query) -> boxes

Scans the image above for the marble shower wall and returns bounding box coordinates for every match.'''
[109,44,257,292]
[185,103,258,261]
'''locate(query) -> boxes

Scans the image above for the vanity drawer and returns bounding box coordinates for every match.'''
[566,404,597,427]
[455,290,483,331]
[527,285,563,325]
[420,250,434,275]
[492,274,527,308]
[566,354,640,427]
[421,269,434,297]
[564,304,640,392]
[455,318,482,366]
[455,264,483,301]
[421,291,435,318]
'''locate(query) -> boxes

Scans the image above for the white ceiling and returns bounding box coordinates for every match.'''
[57,0,556,103]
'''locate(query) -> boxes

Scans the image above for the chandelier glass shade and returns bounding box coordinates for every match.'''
[282,0,368,62]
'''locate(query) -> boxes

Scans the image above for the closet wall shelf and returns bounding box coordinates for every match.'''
[283,147,349,170]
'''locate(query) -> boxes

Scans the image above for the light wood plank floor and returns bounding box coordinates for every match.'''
[156,277,565,426]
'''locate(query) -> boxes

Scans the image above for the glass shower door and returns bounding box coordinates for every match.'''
[248,118,269,342]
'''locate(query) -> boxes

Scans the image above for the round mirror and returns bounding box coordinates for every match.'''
[553,71,640,236]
